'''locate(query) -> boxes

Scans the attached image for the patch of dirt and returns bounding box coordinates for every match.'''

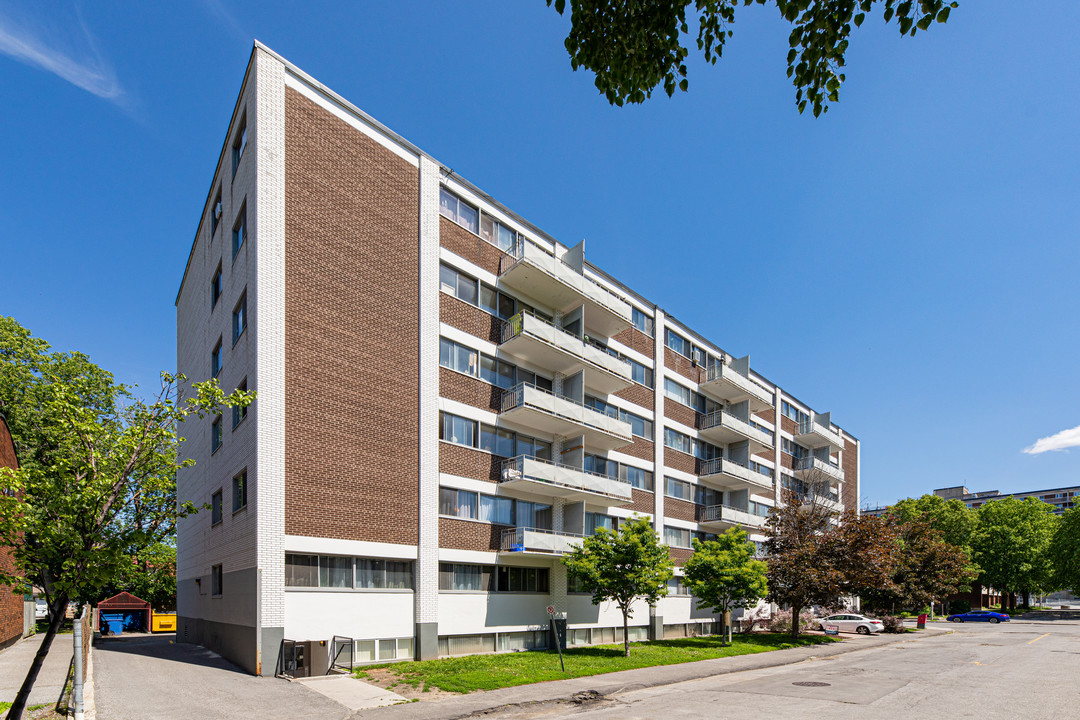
[352,666,460,702]
[462,690,616,719]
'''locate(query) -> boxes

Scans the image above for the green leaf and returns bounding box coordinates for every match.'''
[853,12,865,27]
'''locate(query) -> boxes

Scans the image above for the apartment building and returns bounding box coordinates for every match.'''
[174,43,860,675]
[935,486,1078,514]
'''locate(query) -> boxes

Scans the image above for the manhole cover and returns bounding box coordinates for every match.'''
[792,681,831,687]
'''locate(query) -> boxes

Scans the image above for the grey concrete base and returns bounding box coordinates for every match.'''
[260,625,284,677]
[294,675,405,710]
[416,622,438,660]
[177,616,259,674]
[650,615,664,641]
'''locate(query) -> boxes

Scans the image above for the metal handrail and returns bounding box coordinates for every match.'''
[698,503,766,524]
[703,363,772,400]
[698,457,745,476]
[500,382,632,438]
[798,418,840,438]
[500,311,631,368]
[500,455,632,501]
[500,237,630,319]
[500,526,584,551]
[501,454,630,485]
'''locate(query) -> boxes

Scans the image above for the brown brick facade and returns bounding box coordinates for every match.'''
[627,488,655,515]
[440,367,502,413]
[0,417,23,650]
[614,382,653,411]
[440,517,505,552]
[664,497,697,524]
[664,347,701,384]
[780,416,797,435]
[611,327,654,357]
[619,438,654,463]
[283,88,420,544]
[843,438,858,511]
[664,398,697,429]
[438,442,504,483]
[664,448,697,475]
[440,293,503,345]
[439,216,508,276]
[668,547,693,567]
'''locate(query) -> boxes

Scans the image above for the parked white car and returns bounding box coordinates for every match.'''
[817,613,884,635]
[34,599,48,620]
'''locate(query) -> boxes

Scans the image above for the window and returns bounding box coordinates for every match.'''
[479,495,514,525]
[621,465,654,491]
[439,337,479,376]
[211,489,223,525]
[232,379,248,428]
[211,339,223,378]
[211,564,223,596]
[632,307,654,337]
[439,487,478,519]
[232,116,247,176]
[211,190,222,237]
[584,395,653,437]
[667,577,690,596]
[232,292,247,344]
[479,284,516,319]
[664,428,721,461]
[320,556,354,588]
[515,501,552,530]
[357,559,414,589]
[211,266,222,309]
[666,329,692,358]
[782,400,808,425]
[664,378,717,414]
[695,485,719,507]
[664,527,691,548]
[782,438,807,458]
[232,470,247,512]
[628,358,654,388]
[665,477,693,502]
[480,214,518,253]
[284,555,413,590]
[439,187,479,234]
[584,453,618,478]
[439,265,518,319]
[440,263,478,304]
[585,512,615,535]
[285,554,318,587]
[438,563,493,591]
[479,355,516,389]
[211,416,222,454]
[439,412,477,448]
[479,425,516,457]
[496,566,549,593]
[232,205,247,259]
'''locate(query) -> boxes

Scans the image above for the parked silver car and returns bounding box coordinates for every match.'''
[817,613,884,634]
[34,599,48,620]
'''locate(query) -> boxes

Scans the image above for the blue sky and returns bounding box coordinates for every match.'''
[0,1,1076,508]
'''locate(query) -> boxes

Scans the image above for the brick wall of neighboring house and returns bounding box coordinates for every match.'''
[843,438,859,510]
[664,348,701,384]
[611,327,654,358]
[0,417,23,650]
[614,382,653,412]
[440,217,508,276]
[283,88,420,544]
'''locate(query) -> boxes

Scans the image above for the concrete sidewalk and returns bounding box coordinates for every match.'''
[352,627,948,719]
[294,675,406,711]
[0,632,74,709]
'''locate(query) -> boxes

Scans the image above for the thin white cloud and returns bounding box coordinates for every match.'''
[0,5,124,103]
[198,0,251,45]
[1023,424,1080,454]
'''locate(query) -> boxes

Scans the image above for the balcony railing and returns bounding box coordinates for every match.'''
[500,382,633,449]
[500,311,632,394]
[697,504,766,529]
[793,455,844,482]
[499,238,632,336]
[698,410,773,449]
[500,527,583,555]
[796,416,844,450]
[500,455,633,502]
[697,457,773,491]
[701,363,773,408]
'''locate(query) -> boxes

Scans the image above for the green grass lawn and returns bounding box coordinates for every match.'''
[355,633,839,694]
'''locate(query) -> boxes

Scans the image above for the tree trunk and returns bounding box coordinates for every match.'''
[622,608,630,657]
[1021,590,1030,610]
[721,609,731,647]
[790,603,801,639]
[9,594,68,720]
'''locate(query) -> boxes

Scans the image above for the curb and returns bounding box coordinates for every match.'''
[350,628,946,719]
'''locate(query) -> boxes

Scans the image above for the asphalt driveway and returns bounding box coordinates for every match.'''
[93,635,350,720]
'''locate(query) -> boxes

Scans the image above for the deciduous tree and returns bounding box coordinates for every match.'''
[682,527,767,645]
[0,317,252,720]
[1049,508,1080,595]
[862,519,973,614]
[971,497,1058,609]
[563,516,673,656]
[547,0,959,116]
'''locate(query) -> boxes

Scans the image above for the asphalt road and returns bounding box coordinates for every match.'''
[474,621,1080,720]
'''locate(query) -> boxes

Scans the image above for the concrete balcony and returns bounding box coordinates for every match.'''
[698,410,772,454]
[500,312,633,395]
[798,493,844,514]
[697,457,773,493]
[796,413,844,451]
[697,504,767,533]
[793,455,844,482]
[699,360,773,412]
[498,238,632,337]
[500,527,583,555]
[500,383,633,451]
[499,455,633,505]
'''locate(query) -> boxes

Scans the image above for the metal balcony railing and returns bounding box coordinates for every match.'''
[500,527,584,554]
[500,455,633,501]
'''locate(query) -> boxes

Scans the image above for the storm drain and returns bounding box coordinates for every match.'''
[792,681,832,687]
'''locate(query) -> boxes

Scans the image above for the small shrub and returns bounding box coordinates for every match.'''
[767,609,818,634]
[949,599,971,614]
[879,616,905,633]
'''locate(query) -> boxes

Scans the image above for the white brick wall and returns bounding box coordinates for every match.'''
[253,48,287,628]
